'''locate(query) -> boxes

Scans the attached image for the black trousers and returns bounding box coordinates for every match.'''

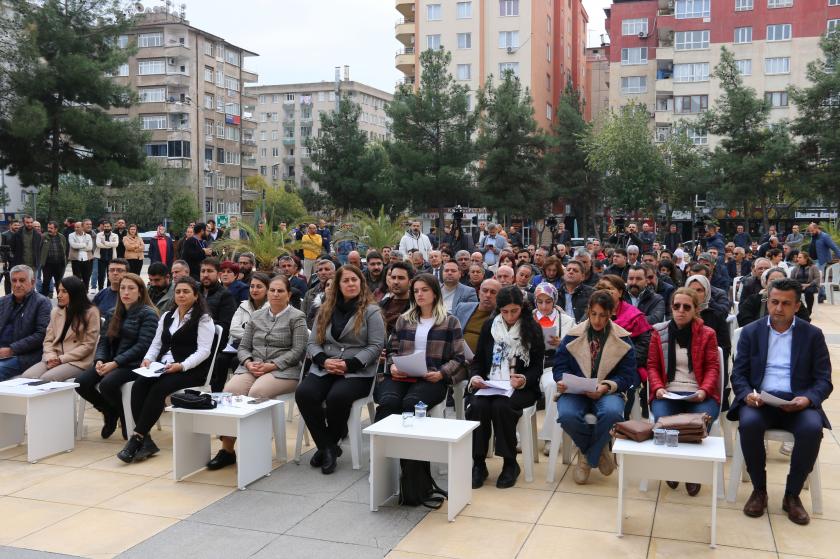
[41,262,65,297]
[130,367,207,435]
[467,390,537,461]
[128,259,143,275]
[96,258,111,291]
[210,351,236,393]
[374,376,448,422]
[75,366,138,419]
[738,403,824,496]
[295,373,373,450]
[71,260,92,289]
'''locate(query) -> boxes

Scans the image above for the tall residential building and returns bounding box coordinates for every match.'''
[585,45,610,120]
[107,8,259,222]
[605,0,840,147]
[246,76,393,190]
[395,0,589,131]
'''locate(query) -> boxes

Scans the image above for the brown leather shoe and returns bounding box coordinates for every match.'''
[782,494,810,525]
[743,489,768,518]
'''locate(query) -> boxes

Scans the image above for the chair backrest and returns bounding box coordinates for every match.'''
[732,327,743,361]
[201,325,224,388]
[829,263,840,285]
[732,276,744,303]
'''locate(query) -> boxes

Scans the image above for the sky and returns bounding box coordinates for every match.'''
[183,0,612,93]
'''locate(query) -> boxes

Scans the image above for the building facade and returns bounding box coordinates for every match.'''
[605,0,840,147]
[585,45,610,120]
[107,9,259,222]
[395,0,589,131]
[246,77,393,191]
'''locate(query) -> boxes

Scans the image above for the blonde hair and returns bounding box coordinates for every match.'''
[401,274,448,326]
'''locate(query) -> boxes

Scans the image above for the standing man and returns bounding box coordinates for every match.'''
[95,221,119,292]
[114,218,128,259]
[608,222,643,249]
[11,215,41,282]
[181,222,212,280]
[639,222,656,253]
[472,220,487,246]
[441,260,478,311]
[0,265,52,380]
[663,223,683,251]
[554,222,571,247]
[399,221,433,261]
[206,219,219,242]
[148,223,174,268]
[301,223,323,280]
[317,219,332,255]
[479,223,509,267]
[84,220,99,291]
[68,221,94,289]
[734,224,751,250]
[39,221,67,298]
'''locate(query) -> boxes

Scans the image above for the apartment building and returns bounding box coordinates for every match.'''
[246,77,393,190]
[585,46,610,120]
[606,0,840,147]
[107,8,259,222]
[395,0,589,131]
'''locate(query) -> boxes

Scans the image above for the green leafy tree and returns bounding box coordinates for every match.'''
[25,174,106,223]
[386,48,477,224]
[245,176,306,227]
[169,190,199,235]
[213,223,300,271]
[476,71,549,222]
[116,169,190,230]
[351,206,404,252]
[545,82,603,238]
[0,0,151,220]
[659,126,711,228]
[298,184,332,214]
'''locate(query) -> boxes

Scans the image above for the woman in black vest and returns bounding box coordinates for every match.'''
[117,277,215,463]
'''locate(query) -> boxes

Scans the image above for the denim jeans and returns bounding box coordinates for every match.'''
[557,393,625,468]
[91,259,99,290]
[649,393,720,425]
[0,356,22,381]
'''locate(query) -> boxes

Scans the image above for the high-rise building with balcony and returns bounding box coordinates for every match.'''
[246,74,393,191]
[395,0,589,131]
[107,8,259,222]
[606,0,839,147]
[585,45,611,120]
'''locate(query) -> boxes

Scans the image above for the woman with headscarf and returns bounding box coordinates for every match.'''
[673,248,687,272]
[737,267,811,327]
[684,274,731,357]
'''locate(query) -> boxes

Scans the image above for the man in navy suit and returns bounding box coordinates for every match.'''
[728,278,833,525]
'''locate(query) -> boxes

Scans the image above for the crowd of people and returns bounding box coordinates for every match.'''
[0,214,835,527]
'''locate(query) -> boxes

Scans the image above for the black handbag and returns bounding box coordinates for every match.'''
[171,389,216,410]
[398,459,447,509]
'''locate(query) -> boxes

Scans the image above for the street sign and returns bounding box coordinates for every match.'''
[215,214,229,227]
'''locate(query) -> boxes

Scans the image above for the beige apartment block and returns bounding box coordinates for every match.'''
[245,77,393,190]
[585,45,610,121]
[106,8,259,222]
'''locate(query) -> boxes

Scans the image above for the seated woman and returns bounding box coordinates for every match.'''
[295,265,385,475]
[554,290,637,484]
[531,256,564,291]
[118,277,215,463]
[468,286,544,489]
[22,276,100,381]
[467,263,486,296]
[207,275,308,470]
[220,260,250,302]
[75,273,159,440]
[375,273,465,422]
[737,267,811,327]
[648,287,721,496]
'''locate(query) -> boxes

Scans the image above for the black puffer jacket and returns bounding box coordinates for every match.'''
[96,304,159,368]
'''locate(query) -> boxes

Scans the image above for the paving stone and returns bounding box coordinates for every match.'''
[0,548,80,559]
[116,521,275,559]
[249,535,386,559]
[249,451,368,498]
[189,489,331,534]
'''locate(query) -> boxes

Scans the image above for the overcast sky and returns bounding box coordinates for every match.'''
[184,0,611,93]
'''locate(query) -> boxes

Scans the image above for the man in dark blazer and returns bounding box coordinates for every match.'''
[147,224,174,268]
[441,261,477,311]
[728,278,833,526]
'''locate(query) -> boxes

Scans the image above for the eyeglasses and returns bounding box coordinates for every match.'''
[672,303,694,311]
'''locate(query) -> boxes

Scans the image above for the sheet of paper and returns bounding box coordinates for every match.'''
[0,385,39,395]
[133,362,166,378]
[542,326,559,348]
[462,341,474,363]
[30,381,75,391]
[392,351,428,377]
[221,343,238,354]
[760,390,793,407]
[561,373,599,395]
[662,391,698,400]
[0,378,40,386]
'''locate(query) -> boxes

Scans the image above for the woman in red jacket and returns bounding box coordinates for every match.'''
[648,286,720,495]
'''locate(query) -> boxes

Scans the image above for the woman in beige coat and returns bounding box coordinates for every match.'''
[23,276,100,381]
[122,224,145,275]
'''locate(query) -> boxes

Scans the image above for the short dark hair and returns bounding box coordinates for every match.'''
[641,251,656,259]
[109,258,129,270]
[201,257,221,271]
[769,278,802,300]
[589,290,616,313]
[366,250,383,263]
[147,262,169,277]
[690,263,711,276]
[613,248,627,257]
[627,264,646,275]
[389,261,415,279]
[565,260,585,274]
[193,222,206,234]
[766,248,783,259]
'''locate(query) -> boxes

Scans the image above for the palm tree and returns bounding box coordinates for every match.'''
[213,224,301,271]
[352,206,405,254]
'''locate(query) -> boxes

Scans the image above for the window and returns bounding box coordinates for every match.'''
[138,59,165,75]
[767,24,792,41]
[768,0,793,7]
[141,115,167,130]
[685,127,708,145]
[204,93,214,109]
[831,0,840,5]
[735,0,754,10]
[675,30,710,50]
[224,49,240,66]
[547,44,551,61]
[735,59,753,75]
[259,147,267,157]
[622,18,648,36]
[500,0,519,16]
[828,19,839,33]
[546,103,553,121]
[675,0,710,18]
[107,63,129,77]
[216,121,225,138]
[116,35,128,49]
[674,95,709,113]
[427,4,442,20]
[204,41,213,56]
[300,126,312,138]
[286,93,295,102]
[145,143,167,157]
[224,75,240,91]
[167,140,190,158]
[656,127,672,143]
[272,147,280,157]
[272,94,282,103]
[765,57,791,74]
[427,34,442,50]
[224,150,240,165]
[621,47,648,65]
[620,76,647,94]
[139,88,165,103]
[259,130,267,141]
[498,62,520,77]
[137,32,162,48]
[457,33,472,49]
[457,64,472,80]
[204,119,213,136]
[204,66,213,82]
[674,62,710,82]
[216,70,224,87]
[457,2,472,18]
[734,27,753,43]
[765,91,789,107]
[547,15,552,33]
[499,31,519,49]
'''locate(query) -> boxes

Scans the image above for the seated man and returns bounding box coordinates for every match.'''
[0,265,52,380]
[728,278,833,525]
[92,258,128,314]
[146,262,173,312]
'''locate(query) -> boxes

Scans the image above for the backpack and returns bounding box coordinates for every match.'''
[398,459,447,509]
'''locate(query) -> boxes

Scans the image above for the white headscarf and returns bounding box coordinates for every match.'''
[685,274,711,311]
[673,248,687,271]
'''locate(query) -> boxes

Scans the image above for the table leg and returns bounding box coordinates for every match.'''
[617,453,625,538]
[711,462,718,548]
[236,411,273,490]
[27,391,75,462]
[447,436,472,521]
[0,412,25,451]
[369,434,393,512]
[172,413,210,481]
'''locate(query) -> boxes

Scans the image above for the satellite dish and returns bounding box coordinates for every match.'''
[134,2,144,11]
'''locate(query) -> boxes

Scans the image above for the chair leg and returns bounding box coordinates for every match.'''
[271,401,287,462]
[75,395,86,441]
[294,417,306,465]
[286,399,295,422]
[717,462,726,499]
[121,382,136,436]
[810,462,823,514]
[366,401,375,426]
[561,428,573,465]
[727,431,744,503]
[519,414,534,483]
[531,413,539,464]
[349,407,362,470]
[720,416,733,457]
[547,421,562,483]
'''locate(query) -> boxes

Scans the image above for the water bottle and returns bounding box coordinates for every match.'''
[414,401,428,420]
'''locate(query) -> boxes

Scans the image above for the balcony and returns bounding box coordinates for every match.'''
[242,138,257,147]
[655,77,673,93]
[282,137,296,145]
[657,0,674,16]
[657,46,674,61]
[395,17,415,46]
[299,114,313,124]
[395,47,416,75]
[242,157,258,169]
[241,188,260,201]
[395,0,414,18]
[283,154,296,164]
[164,158,191,169]
[163,73,191,87]
[241,68,258,83]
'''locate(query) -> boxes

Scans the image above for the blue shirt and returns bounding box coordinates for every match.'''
[563,291,574,319]
[760,317,795,394]
[93,288,118,315]
[483,236,501,265]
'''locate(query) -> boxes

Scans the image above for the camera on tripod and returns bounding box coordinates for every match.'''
[546,216,558,233]
[452,205,464,227]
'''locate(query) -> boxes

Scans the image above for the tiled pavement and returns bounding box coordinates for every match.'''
[3,305,840,558]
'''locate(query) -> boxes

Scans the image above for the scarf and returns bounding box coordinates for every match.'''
[666,320,694,383]
[331,295,359,340]
[489,314,530,380]
[685,275,711,310]
[586,323,609,378]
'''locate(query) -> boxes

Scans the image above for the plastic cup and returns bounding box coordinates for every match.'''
[402,412,414,427]
[666,429,680,447]
[414,401,428,420]
[653,428,667,445]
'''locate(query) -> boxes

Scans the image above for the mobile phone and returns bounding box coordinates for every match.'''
[248,397,269,404]
[28,380,49,386]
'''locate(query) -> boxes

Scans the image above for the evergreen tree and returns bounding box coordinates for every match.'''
[25,175,106,223]
[0,0,150,220]
[116,169,190,230]
[659,127,711,229]
[386,49,477,224]
[476,71,549,222]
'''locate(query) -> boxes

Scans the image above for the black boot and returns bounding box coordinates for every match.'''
[321,445,338,475]
[472,460,489,489]
[134,436,160,461]
[207,449,237,470]
[117,434,144,463]
[101,411,118,439]
[496,459,521,489]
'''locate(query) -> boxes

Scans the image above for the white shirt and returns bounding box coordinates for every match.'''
[442,285,457,311]
[761,316,795,394]
[414,317,435,353]
[144,310,215,371]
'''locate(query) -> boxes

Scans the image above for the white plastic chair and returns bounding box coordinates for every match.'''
[826,263,840,304]
[517,403,539,482]
[271,359,307,462]
[452,379,467,420]
[546,412,596,483]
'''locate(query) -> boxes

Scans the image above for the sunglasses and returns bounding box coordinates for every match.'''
[672,303,694,311]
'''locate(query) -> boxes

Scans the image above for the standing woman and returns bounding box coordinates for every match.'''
[22,276,100,381]
[791,252,820,314]
[295,265,385,474]
[468,286,544,489]
[119,277,215,463]
[122,224,145,276]
[75,273,159,440]
[375,273,465,422]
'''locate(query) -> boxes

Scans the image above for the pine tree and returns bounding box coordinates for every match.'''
[0,0,150,220]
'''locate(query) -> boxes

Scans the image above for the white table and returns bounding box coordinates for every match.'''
[0,381,79,463]
[363,414,479,521]
[614,436,726,547]
[168,399,279,490]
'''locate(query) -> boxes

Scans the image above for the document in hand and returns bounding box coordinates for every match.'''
[476,380,514,398]
[662,391,698,400]
[760,390,793,408]
[561,373,599,394]
[463,341,474,363]
[391,351,428,377]
[542,326,558,347]
[133,362,166,378]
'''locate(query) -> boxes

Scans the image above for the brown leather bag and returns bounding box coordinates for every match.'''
[611,419,654,442]
[654,413,711,443]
